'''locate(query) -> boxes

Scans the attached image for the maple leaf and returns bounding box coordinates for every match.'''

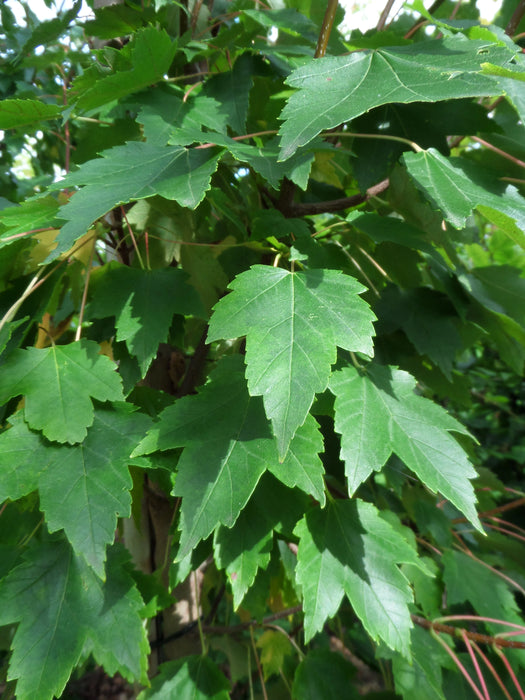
[207,266,375,458]
[329,363,481,529]
[88,264,205,373]
[133,356,325,558]
[0,340,124,443]
[278,38,515,160]
[0,405,152,577]
[0,540,148,700]
[294,499,431,655]
[137,656,230,699]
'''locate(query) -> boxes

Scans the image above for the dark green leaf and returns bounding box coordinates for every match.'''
[137,656,230,699]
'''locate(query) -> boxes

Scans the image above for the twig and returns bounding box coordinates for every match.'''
[74,237,96,342]
[505,0,525,37]
[282,178,389,217]
[376,0,397,31]
[315,0,339,58]
[412,615,525,649]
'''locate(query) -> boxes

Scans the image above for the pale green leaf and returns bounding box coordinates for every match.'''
[0,196,60,246]
[403,149,525,244]
[294,500,426,655]
[207,266,375,457]
[329,364,481,528]
[256,630,293,681]
[279,38,514,159]
[49,142,222,260]
[137,656,230,699]
[88,264,205,373]
[0,340,124,443]
[0,99,61,129]
[0,540,148,700]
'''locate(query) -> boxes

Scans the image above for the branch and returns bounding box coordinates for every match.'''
[412,615,525,650]
[506,0,525,36]
[281,178,389,217]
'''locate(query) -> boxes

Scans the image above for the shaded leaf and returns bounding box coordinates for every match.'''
[88,264,205,373]
[202,53,254,134]
[0,540,148,700]
[279,38,514,159]
[329,364,481,528]
[292,649,358,699]
[137,656,230,699]
[0,406,151,577]
[0,340,123,443]
[134,356,324,558]
[50,142,222,260]
[208,266,375,457]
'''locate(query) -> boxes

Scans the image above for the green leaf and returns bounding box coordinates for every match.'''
[0,340,124,443]
[279,38,514,159]
[0,540,148,700]
[0,196,60,245]
[403,149,525,245]
[137,656,230,699]
[443,550,524,632]
[0,100,61,129]
[207,266,375,457]
[294,500,427,654]
[73,27,177,113]
[329,364,481,528]
[292,649,359,699]
[459,265,525,328]
[256,630,293,681]
[202,53,254,134]
[214,474,309,608]
[134,357,323,558]
[50,142,222,260]
[0,406,152,577]
[88,264,205,373]
[382,627,448,700]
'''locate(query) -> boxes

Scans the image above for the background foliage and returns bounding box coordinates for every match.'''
[1,0,525,697]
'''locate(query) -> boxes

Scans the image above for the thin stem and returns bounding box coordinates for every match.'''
[194,571,207,656]
[471,136,525,169]
[470,641,513,700]
[412,615,525,649]
[315,0,339,58]
[494,647,525,700]
[404,0,448,38]
[74,236,96,342]
[263,623,305,660]
[452,496,525,523]
[250,626,268,700]
[376,0,397,31]
[431,630,486,700]
[328,130,423,152]
[506,0,525,36]
[120,206,145,269]
[334,240,380,296]
[460,630,489,700]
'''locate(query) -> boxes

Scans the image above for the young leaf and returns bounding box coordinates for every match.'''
[0,340,124,443]
[279,38,514,159]
[49,142,222,260]
[0,406,152,577]
[403,149,525,246]
[207,266,375,457]
[88,264,205,374]
[294,500,429,655]
[133,356,324,558]
[137,656,230,699]
[0,540,148,700]
[330,364,481,528]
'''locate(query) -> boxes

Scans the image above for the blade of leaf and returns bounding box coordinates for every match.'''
[207,266,375,457]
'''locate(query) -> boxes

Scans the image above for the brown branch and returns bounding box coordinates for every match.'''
[412,615,525,650]
[506,0,525,36]
[452,497,525,524]
[315,0,340,58]
[376,0,397,31]
[176,326,210,397]
[404,0,448,39]
[203,605,303,635]
[282,178,389,217]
